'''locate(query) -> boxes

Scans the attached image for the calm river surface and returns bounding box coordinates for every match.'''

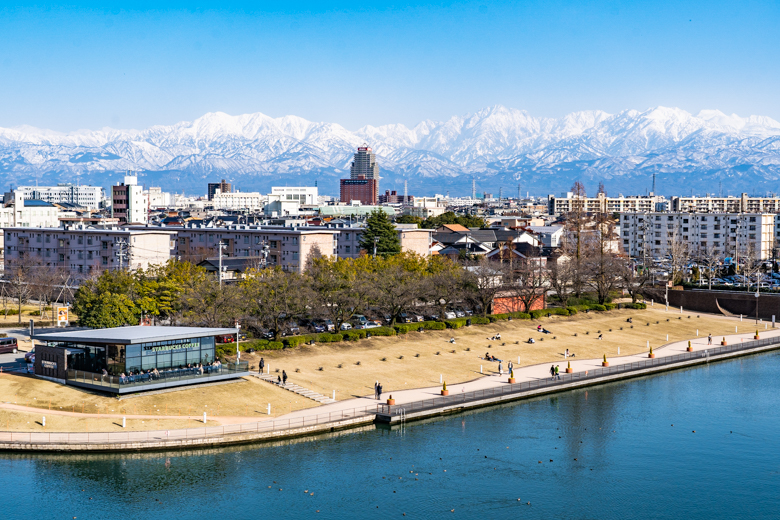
[3,352,780,519]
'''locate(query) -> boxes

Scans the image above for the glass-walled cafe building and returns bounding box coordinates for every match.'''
[32,326,248,394]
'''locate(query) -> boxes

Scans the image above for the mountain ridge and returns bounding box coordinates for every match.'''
[2,105,780,197]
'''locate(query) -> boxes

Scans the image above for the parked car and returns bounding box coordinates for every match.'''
[398,313,414,323]
[353,315,368,324]
[24,348,35,363]
[312,323,327,333]
[443,311,457,320]
[340,322,352,331]
[357,321,381,329]
[424,314,439,322]
[0,337,18,354]
[414,315,424,322]
[455,310,465,318]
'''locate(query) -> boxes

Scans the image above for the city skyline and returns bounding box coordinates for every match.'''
[1,1,779,132]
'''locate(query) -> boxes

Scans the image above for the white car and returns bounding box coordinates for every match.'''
[358,321,381,329]
[443,311,457,320]
[340,322,352,331]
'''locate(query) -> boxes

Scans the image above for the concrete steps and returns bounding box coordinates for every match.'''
[253,373,335,404]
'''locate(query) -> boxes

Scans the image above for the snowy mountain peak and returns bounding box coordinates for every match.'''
[2,105,780,196]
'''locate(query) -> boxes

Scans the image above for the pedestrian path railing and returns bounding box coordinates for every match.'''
[376,335,780,416]
[0,405,377,445]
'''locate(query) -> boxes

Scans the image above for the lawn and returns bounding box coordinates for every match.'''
[239,306,746,400]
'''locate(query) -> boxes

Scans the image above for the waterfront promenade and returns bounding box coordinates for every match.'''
[1,324,778,451]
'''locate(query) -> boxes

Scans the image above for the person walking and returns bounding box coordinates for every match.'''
[498,361,503,376]
[374,381,379,400]
[259,357,265,374]
[555,365,560,380]
[708,334,712,345]
[508,360,513,373]
[377,383,383,400]
[550,365,556,380]
[282,370,288,385]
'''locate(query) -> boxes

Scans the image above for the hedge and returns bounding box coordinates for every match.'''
[369,326,397,337]
[444,318,469,329]
[394,321,449,334]
[342,330,368,341]
[622,302,647,309]
[604,303,617,310]
[471,316,491,325]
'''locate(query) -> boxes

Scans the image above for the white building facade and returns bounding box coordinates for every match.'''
[211,190,265,211]
[8,185,104,209]
[270,187,318,205]
[620,212,775,260]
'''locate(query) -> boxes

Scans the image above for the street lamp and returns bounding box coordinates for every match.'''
[373,236,379,258]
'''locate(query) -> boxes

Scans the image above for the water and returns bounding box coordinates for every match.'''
[3,352,780,519]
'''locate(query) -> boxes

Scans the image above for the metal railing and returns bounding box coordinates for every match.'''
[376,335,780,416]
[0,405,377,445]
[66,362,250,390]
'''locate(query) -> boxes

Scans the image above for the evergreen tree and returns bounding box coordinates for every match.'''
[359,210,401,256]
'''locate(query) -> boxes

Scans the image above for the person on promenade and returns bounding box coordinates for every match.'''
[555,365,560,380]
[277,375,282,384]
[708,334,712,345]
[565,348,569,358]
[259,357,265,373]
[550,365,555,380]
[282,370,288,385]
[498,361,503,375]
[508,360,513,373]
[377,383,383,400]
[374,381,379,400]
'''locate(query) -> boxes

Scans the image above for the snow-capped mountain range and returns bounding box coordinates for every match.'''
[2,105,780,196]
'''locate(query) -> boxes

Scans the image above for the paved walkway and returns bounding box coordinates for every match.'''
[270,326,780,422]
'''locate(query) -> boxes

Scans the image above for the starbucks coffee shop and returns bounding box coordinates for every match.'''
[32,326,248,394]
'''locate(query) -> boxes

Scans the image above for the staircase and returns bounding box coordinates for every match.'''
[253,374,336,404]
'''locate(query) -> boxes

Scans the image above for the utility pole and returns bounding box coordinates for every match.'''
[218,240,227,286]
[115,239,128,270]
[373,236,379,259]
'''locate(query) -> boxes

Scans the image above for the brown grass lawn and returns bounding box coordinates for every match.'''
[240,307,743,400]
[0,373,318,432]
[0,306,747,433]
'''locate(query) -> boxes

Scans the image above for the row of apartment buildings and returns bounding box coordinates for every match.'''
[549,192,780,217]
[2,223,433,278]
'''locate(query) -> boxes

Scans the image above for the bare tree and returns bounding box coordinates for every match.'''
[179,276,244,327]
[585,213,622,304]
[463,257,509,317]
[425,257,466,318]
[371,253,427,326]
[243,267,310,340]
[563,180,591,297]
[547,254,575,308]
[3,258,34,323]
[618,259,650,303]
[306,256,376,330]
[503,245,547,313]
[697,244,722,291]
[668,234,691,285]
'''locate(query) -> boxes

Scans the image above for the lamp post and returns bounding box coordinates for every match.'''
[373,236,379,258]
[235,320,241,365]
[756,272,760,325]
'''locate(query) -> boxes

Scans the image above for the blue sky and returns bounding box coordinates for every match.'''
[1,0,779,131]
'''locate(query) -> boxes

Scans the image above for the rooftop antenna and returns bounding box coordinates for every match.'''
[499,187,503,202]
[404,179,408,204]
[652,171,656,195]
[472,178,476,200]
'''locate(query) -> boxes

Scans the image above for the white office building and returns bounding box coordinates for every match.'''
[7,184,104,209]
[211,190,266,211]
[270,187,318,206]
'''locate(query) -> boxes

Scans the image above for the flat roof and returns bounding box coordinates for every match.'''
[32,326,238,345]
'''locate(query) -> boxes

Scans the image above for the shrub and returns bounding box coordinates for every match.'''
[370,326,396,337]
[29,310,41,316]
[590,304,607,311]
[267,341,284,350]
[566,307,578,315]
[316,333,343,343]
[284,336,309,348]
[623,302,647,309]
[444,318,468,329]
[471,317,491,325]
[508,311,532,320]
[342,330,367,341]
[426,322,447,330]
[2,309,20,316]
[604,303,617,310]
[491,313,509,321]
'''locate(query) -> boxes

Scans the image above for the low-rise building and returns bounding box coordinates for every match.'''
[5,184,104,209]
[671,193,780,213]
[548,193,668,216]
[211,190,265,211]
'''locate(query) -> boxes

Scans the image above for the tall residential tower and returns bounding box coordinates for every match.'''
[340,145,379,205]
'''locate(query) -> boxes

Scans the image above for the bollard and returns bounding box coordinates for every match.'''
[203,412,207,424]
[332,390,336,400]
[480,365,483,374]
[267,403,271,415]
[440,374,442,384]
[651,299,654,306]
[518,356,520,364]
[122,417,126,428]
[646,340,649,349]
[736,326,738,333]
[697,329,699,336]
[680,306,683,313]
[666,334,668,341]
[740,315,742,322]
[42,416,45,428]
[765,323,768,330]
[617,347,620,355]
